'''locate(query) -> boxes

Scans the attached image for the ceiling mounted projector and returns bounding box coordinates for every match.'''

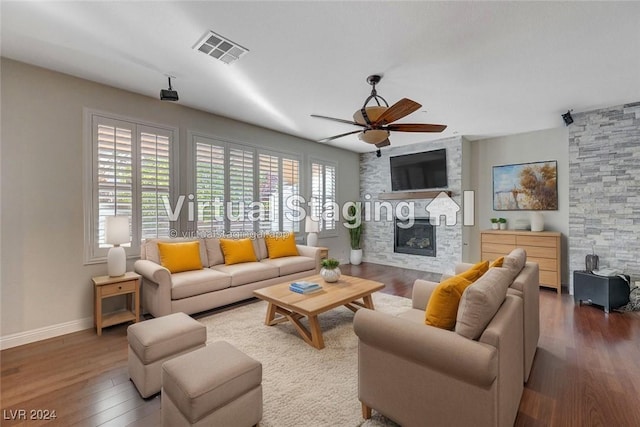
[160,76,179,101]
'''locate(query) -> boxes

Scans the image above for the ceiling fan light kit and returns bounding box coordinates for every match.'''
[354,105,390,144]
[311,74,446,149]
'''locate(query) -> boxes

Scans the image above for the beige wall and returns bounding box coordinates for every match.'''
[466,127,570,284]
[0,59,359,340]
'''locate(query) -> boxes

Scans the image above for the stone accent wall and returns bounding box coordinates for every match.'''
[568,102,640,284]
[359,137,463,273]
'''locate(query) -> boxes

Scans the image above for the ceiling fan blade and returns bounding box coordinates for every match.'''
[371,98,421,125]
[375,139,391,148]
[385,123,447,133]
[319,130,362,142]
[311,114,364,127]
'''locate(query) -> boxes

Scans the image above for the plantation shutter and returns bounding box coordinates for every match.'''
[95,118,134,248]
[323,164,336,231]
[310,162,323,227]
[257,154,301,233]
[228,146,255,232]
[258,154,280,232]
[87,112,175,263]
[310,161,336,233]
[282,158,300,232]
[139,127,172,239]
[195,140,225,232]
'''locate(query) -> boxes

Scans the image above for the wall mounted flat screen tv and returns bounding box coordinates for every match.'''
[390,148,448,191]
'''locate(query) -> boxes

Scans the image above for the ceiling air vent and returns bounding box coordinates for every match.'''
[193,31,248,65]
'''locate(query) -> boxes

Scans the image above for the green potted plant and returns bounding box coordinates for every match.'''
[490,218,499,230]
[498,217,507,230]
[347,205,363,265]
[320,258,341,283]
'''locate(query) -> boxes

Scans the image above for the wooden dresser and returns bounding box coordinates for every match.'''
[480,230,562,293]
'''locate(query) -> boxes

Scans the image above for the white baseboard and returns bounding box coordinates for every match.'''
[0,316,94,350]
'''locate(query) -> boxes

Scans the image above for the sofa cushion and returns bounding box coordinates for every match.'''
[219,238,258,265]
[204,238,224,267]
[260,256,316,276]
[265,233,299,259]
[171,269,232,300]
[424,274,474,330]
[503,248,527,279]
[158,241,203,274]
[143,238,208,267]
[213,262,279,287]
[455,267,511,340]
[253,238,268,260]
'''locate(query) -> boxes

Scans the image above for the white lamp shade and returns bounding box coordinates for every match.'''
[305,216,320,233]
[105,216,130,245]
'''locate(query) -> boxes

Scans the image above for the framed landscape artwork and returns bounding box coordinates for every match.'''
[493,160,558,210]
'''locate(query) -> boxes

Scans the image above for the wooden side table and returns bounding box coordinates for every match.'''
[318,247,329,260]
[92,272,141,335]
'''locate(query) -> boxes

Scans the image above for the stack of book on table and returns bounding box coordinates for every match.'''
[289,281,322,294]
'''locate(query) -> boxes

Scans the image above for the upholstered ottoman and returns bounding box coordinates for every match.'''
[127,312,206,398]
[161,341,263,427]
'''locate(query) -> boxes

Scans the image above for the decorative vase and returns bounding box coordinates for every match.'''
[320,267,341,283]
[491,223,499,230]
[530,212,544,232]
[499,223,507,230]
[350,249,363,265]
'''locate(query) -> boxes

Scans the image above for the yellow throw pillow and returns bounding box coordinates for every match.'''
[157,241,203,274]
[265,233,299,259]
[470,260,490,276]
[458,267,480,283]
[490,256,504,268]
[425,275,473,330]
[219,238,257,265]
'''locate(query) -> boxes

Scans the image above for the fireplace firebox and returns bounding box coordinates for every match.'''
[394,218,436,257]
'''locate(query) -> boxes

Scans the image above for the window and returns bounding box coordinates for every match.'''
[195,139,225,232]
[310,160,337,234]
[193,134,300,233]
[258,153,301,233]
[85,111,175,263]
[228,146,255,233]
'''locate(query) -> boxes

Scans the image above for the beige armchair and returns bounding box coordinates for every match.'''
[454,259,540,382]
[353,270,524,427]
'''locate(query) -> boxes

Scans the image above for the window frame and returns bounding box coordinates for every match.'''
[309,157,338,238]
[187,131,302,235]
[83,108,178,264]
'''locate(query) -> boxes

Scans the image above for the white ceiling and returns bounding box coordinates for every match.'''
[2,1,640,153]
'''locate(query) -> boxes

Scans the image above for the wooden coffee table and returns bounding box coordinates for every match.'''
[253,274,384,349]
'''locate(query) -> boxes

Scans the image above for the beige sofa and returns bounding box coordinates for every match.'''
[354,251,538,427]
[453,253,540,382]
[134,237,321,318]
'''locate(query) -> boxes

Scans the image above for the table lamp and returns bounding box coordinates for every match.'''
[305,216,319,247]
[105,216,130,277]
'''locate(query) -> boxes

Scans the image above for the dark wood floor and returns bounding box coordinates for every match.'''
[2,262,639,426]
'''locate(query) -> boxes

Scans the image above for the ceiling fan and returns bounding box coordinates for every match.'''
[311,75,447,148]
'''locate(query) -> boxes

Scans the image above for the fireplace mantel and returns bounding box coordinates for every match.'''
[378,190,452,200]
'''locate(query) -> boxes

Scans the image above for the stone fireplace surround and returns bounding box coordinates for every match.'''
[359,136,463,274]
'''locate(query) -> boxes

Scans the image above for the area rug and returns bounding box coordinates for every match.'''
[199,292,410,427]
